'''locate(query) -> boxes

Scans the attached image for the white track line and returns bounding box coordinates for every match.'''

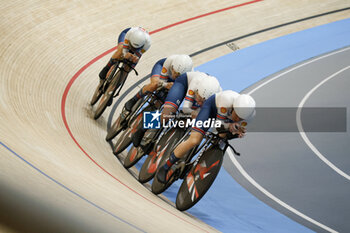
[227,46,350,232]
[296,65,350,180]
[227,150,337,233]
[246,47,350,95]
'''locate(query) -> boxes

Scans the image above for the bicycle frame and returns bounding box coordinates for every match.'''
[127,87,167,128]
[174,129,240,178]
[113,60,138,98]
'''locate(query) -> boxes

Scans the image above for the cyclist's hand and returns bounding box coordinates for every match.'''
[191,110,199,119]
[165,82,173,90]
[124,52,131,60]
[131,55,139,63]
[125,53,139,63]
[229,123,246,138]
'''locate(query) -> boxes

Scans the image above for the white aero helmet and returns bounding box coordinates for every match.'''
[234,94,256,119]
[129,29,147,49]
[172,54,193,74]
[196,74,221,100]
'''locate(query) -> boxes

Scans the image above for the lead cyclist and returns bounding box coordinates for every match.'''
[157,90,256,183]
[98,27,151,87]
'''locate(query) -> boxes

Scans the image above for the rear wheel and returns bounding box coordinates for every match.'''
[93,74,119,120]
[106,96,147,141]
[151,166,178,195]
[151,128,188,193]
[176,146,224,211]
[94,84,115,119]
[106,115,124,141]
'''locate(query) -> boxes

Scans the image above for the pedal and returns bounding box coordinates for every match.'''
[177,161,189,179]
[168,162,182,181]
[120,109,130,122]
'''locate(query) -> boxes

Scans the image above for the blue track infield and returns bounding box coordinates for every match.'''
[160,18,350,232]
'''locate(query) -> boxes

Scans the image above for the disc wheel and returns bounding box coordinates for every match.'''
[106,115,124,141]
[176,146,224,211]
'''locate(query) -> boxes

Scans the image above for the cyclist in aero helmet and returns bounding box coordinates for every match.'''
[157,90,256,184]
[131,71,221,147]
[162,72,221,118]
[98,27,151,84]
[123,54,193,113]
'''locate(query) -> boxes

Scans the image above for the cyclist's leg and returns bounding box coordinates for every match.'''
[132,63,185,147]
[124,58,166,111]
[161,74,188,122]
[124,78,157,111]
[99,45,122,80]
[131,83,181,147]
[157,95,217,183]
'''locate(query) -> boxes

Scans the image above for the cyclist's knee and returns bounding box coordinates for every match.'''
[161,105,176,121]
[187,132,202,147]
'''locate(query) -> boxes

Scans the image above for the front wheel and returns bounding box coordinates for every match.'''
[176,146,224,211]
[151,129,188,193]
[106,114,124,141]
[123,146,145,168]
[139,127,177,183]
[113,112,143,156]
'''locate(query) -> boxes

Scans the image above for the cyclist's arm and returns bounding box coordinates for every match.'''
[121,38,130,58]
[149,76,161,90]
[138,37,151,56]
[182,93,195,114]
[182,78,198,114]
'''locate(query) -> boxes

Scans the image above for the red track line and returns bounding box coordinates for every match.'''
[61,0,262,231]
[151,0,263,34]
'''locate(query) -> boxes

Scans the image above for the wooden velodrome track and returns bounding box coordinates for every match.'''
[0,0,349,232]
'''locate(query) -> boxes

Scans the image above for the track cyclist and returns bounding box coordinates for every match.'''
[98,26,151,86]
[157,90,256,183]
[131,71,222,147]
[123,54,193,114]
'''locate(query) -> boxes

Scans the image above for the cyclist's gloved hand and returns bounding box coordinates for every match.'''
[191,109,199,119]
[216,125,227,134]
[229,123,246,137]
[226,132,239,140]
[124,53,139,63]
[165,82,173,90]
